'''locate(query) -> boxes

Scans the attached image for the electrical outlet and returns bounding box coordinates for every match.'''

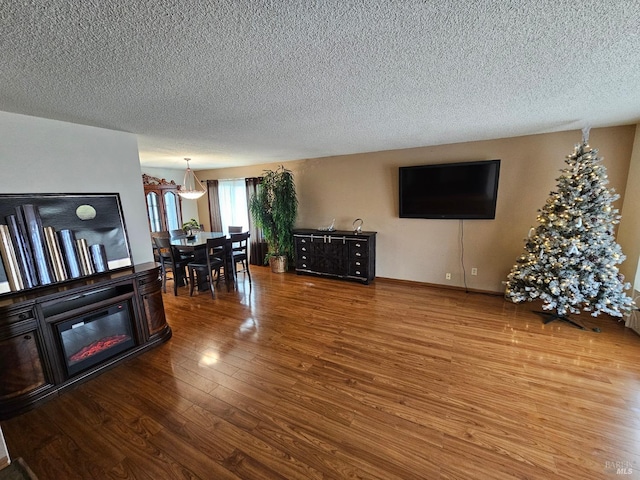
[471,268,478,276]
[445,273,451,280]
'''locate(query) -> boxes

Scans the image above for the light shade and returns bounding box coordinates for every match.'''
[177,158,206,200]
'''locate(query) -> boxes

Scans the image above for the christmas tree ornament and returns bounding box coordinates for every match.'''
[504,134,634,330]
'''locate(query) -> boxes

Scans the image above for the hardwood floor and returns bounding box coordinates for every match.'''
[2,267,640,479]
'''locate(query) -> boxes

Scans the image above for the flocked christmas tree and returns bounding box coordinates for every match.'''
[505,128,634,326]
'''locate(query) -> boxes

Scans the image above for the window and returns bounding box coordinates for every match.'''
[163,192,180,230]
[218,179,249,234]
[146,192,161,232]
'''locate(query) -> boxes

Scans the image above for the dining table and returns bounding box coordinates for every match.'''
[169,231,227,250]
[170,232,235,291]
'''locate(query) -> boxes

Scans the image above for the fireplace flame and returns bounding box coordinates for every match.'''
[69,334,130,363]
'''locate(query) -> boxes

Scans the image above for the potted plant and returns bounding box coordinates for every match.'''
[182,218,201,238]
[249,165,298,273]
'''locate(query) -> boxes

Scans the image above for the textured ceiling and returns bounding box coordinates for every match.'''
[2,1,639,170]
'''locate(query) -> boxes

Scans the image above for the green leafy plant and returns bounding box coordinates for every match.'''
[249,165,298,265]
[182,218,200,233]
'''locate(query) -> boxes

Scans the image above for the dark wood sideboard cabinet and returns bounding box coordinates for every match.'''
[0,262,171,420]
[293,229,376,284]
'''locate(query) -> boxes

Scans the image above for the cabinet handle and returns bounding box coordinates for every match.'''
[301,239,306,243]
[19,313,28,320]
[302,255,307,260]
[302,247,306,251]
[355,261,361,266]
[356,243,361,247]
[24,335,32,340]
[356,252,361,257]
[355,271,361,275]
[302,263,307,268]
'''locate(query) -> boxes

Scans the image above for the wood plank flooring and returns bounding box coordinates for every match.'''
[2,267,640,479]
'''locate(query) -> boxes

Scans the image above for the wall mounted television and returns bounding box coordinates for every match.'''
[399,159,501,219]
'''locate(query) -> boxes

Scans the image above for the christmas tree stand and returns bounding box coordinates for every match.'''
[534,311,587,330]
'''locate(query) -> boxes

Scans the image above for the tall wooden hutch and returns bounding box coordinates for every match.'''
[142,174,183,233]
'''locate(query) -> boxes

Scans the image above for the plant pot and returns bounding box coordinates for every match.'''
[269,255,288,273]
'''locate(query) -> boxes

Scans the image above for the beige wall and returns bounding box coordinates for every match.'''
[196,125,637,293]
[3,111,634,294]
[617,130,640,290]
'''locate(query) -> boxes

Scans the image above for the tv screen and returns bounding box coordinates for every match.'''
[399,160,500,219]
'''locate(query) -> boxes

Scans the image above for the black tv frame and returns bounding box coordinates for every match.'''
[399,159,501,220]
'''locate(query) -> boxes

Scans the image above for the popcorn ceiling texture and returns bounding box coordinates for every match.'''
[1,0,639,168]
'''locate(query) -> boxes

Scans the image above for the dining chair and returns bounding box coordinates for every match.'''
[153,236,193,295]
[151,231,170,264]
[228,226,243,233]
[187,236,232,298]
[170,229,186,238]
[151,230,170,240]
[230,232,251,284]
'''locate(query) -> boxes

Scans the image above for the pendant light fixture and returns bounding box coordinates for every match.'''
[177,158,206,200]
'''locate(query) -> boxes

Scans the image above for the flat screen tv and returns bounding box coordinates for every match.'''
[399,159,500,219]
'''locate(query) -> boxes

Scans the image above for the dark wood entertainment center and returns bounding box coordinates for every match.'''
[0,262,170,420]
[293,229,376,284]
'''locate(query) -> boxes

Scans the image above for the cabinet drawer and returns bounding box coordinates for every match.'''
[349,260,368,278]
[350,249,368,259]
[2,307,36,326]
[296,251,310,267]
[349,242,369,259]
[295,247,310,269]
[296,247,310,268]
[295,236,311,252]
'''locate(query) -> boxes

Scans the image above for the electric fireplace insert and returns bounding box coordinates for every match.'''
[55,300,136,376]
[42,283,139,378]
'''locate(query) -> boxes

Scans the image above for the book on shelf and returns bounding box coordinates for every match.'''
[5,214,36,289]
[58,229,82,279]
[17,204,54,285]
[44,226,68,282]
[0,224,24,291]
[90,244,109,273]
[76,238,95,276]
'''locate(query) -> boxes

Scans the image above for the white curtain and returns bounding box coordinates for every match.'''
[217,179,249,234]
